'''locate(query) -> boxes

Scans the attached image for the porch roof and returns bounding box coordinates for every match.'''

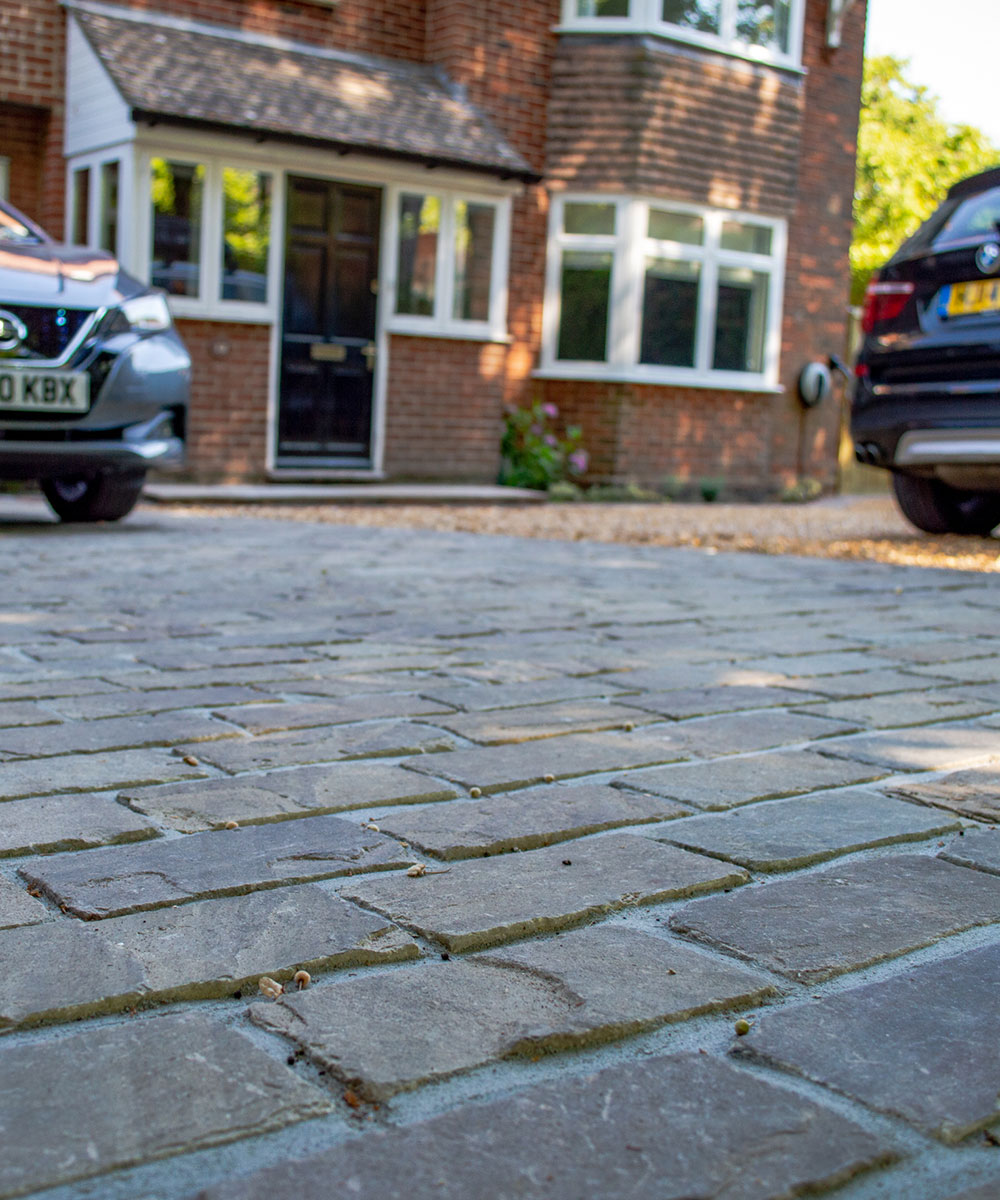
[71,6,538,182]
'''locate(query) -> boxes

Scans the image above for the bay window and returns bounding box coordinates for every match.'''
[543,194,785,387]
[563,0,802,66]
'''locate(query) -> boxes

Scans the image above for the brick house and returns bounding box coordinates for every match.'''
[0,0,866,491]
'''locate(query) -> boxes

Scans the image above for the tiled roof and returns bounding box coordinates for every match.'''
[73,8,536,181]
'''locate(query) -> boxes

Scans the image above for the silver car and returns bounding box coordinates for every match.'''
[0,199,189,522]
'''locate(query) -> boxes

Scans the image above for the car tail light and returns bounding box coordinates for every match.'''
[861,280,915,332]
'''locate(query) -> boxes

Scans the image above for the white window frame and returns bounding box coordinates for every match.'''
[559,0,806,69]
[134,149,281,323]
[66,149,131,257]
[0,158,9,203]
[384,185,511,342]
[540,193,786,391]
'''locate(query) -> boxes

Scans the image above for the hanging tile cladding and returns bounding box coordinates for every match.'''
[545,36,805,215]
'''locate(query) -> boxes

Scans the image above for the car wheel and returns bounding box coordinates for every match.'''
[892,473,1000,536]
[41,471,146,523]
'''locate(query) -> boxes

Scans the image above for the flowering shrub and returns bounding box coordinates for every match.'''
[499,401,589,490]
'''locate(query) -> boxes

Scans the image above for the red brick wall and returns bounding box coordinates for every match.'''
[173,319,271,481]
[383,335,509,480]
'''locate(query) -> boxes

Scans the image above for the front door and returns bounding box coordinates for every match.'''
[276,176,381,465]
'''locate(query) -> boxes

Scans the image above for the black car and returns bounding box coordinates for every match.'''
[0,199,189,522]
[852,165,1000,535]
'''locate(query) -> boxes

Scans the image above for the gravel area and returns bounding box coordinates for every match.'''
[150,494,1000,573]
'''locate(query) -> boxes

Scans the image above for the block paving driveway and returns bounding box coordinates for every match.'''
[1,495,999,1200]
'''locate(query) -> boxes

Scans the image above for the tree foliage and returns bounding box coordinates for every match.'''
[851,55,998,304]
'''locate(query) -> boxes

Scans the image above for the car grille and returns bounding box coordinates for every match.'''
[1,305,93,361]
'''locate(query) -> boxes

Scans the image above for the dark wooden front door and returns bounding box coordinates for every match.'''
[277,177,381,464]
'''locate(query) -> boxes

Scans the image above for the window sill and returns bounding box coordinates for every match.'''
[387,324,512,345]
[533,365,784,394]
[553,24,806,75]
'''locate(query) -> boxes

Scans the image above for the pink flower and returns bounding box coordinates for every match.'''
[543,402,559,419]
[530,424,543,436]
[569,449,589,473]
[545,434,558,447]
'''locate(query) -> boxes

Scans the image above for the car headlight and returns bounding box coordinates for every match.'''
[119,293,173,332]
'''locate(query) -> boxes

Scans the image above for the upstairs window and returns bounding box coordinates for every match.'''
[564,0,802,66]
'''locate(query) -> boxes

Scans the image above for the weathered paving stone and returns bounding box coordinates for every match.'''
[211,693,454,733]
[21,815,414,918]
[0,886,418,1030]
[822,724,1000,771]
[736,942,1000,1142]
[657,788,960,871]
[0,876,49,929]
[0,701,58,728]
[418,676,632,711]
[619,684,825,719]
[670,854,1000,982]
[616,749,889,810]
[0,749,209,801]
[340,834,747,951]
[889,768,1000,822]
[776,667,956,698]
[121,763,458,832]
[402,730,689,794]
[0,1012,330,1199]
[676,710,859,757]
[939,829,1000,876]
[187,1052,894,1200]
[49,684,277,720]
[0,711,239,757]
[377,783,688,859]
[181,720,455,773]
[427,700,649,745]
[251,926,776,1098]
[0,792,157,856]
[793,690,996,729]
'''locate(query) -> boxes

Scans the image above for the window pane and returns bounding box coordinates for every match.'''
[576,0,630,15]
[73,168,89,245]
[648,208,704,245]
[721,220,772,254]
[396,193,439,316]
[564,202,616,236]
[736,0,790,52]
[640,258,701,367]
[453,201,495,322]
[557,250,612,361]
[713,266,769,372]
[661,0,721,33]
[221,168,271,303]
[150,159,204,298]
[99,162,118,254]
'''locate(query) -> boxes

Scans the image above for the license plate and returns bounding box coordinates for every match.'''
[0,369,90,412]
[941,279,1000,318]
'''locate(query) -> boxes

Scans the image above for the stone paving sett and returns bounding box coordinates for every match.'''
[402,729,689,794]
[618,683,826,719]
[376,782,688,859]
[736,942,1000,1143]
[656,787,961,871]
[793,689,998,729]
[179,720,455,773]
[889,768,1000,822]
[0,886,418,1030]
[939,828,1000,875]
[340,834,747,951]
[0,875,49,929]
[616,749,889,810]
[251,926,777,1098]
[211,693,454,733]
[673,710,859,757]
[0,790,156,856]
[776,667,956,698]
[0,1012,331,1200]
[418,676,633,711]
[822,723,1000,771]
[0,711,239,757]
[21,814,414,919]
[0,748,209,801]
[49,684,277,720]
[121,763,459,832]
[670,854,1000,982]
[187,1051,894,1200]
[0,701,57,728]
[426,700,651,745]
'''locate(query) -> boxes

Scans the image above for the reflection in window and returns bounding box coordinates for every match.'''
[661,0,720,34]
[73,168,90,245]
[221,168,271,303]
[151,159,204,298]
[649,208,704,245]
[641,258,700,366]
[736,0,790,52]
[721,219,772,254]
[564,202,616,236]
[396,193,439,316]
[713,267,769,372]
[558,250,612,361]
[576,0,630,14]
[453,202,495,322]
[99,162,119,254]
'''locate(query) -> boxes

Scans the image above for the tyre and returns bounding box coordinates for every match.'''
[41,471,146,523]
[891,472,1000,536]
